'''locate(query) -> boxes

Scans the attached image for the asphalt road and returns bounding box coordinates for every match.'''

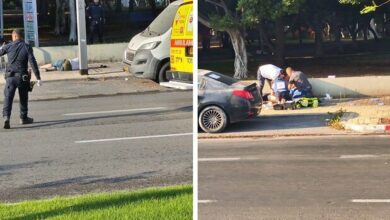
[0,77,170,102]
[199,136,390,220]
[0,91,192,202]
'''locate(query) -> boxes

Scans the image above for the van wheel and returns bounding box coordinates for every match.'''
[158,62,172,83]
[199,106,228,133]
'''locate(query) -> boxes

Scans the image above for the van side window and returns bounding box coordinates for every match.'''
[132,0,169,10]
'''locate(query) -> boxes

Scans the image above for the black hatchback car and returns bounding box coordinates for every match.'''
[198,69,262,133]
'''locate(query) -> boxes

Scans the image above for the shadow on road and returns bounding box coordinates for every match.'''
[224,113,332,133]
[24,171,157,189]
[175,106,193,112]
[0,160,51,174]
[1,106,192,130]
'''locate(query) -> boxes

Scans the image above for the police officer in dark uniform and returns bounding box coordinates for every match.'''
[87,0,105,44]
[0,29,42,129]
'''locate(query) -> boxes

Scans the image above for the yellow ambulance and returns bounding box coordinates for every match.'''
[168,0,193,82]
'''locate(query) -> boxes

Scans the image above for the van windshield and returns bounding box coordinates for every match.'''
[142,4,179,37]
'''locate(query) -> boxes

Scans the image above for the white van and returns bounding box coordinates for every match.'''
[123,0,183,82]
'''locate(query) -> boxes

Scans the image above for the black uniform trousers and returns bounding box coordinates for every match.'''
[3,74,29,120]
[89,21,103,44]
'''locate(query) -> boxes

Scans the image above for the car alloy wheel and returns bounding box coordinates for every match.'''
[199,106,227,133]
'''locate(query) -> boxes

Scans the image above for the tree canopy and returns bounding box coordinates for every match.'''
[238,0,304,26]
[340,0,390,14]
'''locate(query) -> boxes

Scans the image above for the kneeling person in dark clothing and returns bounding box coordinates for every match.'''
[0,29,42,129]
[286,67,313,99]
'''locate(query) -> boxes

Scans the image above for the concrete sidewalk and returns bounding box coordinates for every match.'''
[199,97,390,139]
[260,97,390,123]
[337,97,390,133]
[244,76,390,99]
[0,62,127,85]
[0,62,172,102]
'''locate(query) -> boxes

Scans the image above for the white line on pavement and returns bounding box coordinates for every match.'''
[198,157,241,162]
[75,133,193,144]
[63,107,168,116]
[198,200,217,204]
[351,199,390,203]
[340,155,379,159]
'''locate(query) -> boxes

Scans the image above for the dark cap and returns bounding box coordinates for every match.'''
[279,70,288,79]
[12,29,24,38]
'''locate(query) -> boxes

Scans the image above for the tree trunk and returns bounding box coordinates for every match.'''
[115,0,122,12]
[274,17,285,66]
[55,0,64,35]
[68,0,77,42]
[363,27,368,41]
[368,27,379,41]
[368,19,379,41]
[148,0,157,16]
[37,0,49,24]
[221,32,230,49]
[326,23,332,41]
[314,14,323,57]
[333,21,343,53]
[258,22,275,54]
[129,0,134,12]
[347,25,357,42]
[298,27,303,45]
[258,28,265,53]
[227,29,248,79]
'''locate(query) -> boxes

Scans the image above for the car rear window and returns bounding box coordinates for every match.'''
[205,72,238,85]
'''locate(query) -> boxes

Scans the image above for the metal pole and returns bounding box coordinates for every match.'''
[76,0,88,75]
[32,0,39,47]
[0,0,3,37]
[0,0,3,71]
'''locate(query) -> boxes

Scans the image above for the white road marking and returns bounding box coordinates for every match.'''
[340,155,379,159]
[198,157,241,162]
[351,199,390,203]
[63,107,168,116]
[75,132,192,144]
[198,200,217,204]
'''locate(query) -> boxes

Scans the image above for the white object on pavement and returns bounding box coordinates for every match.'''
[37,80,42,87]
[69,58,79,70]
[262,102,274,110]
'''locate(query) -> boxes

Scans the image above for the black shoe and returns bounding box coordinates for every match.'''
[3,119,10,129]
[20,117,34,125]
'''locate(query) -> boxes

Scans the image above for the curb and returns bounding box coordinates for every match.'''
[198,133,355,139]
[198,133,389,140]
[0,73,129,86]
[343,123,390,133]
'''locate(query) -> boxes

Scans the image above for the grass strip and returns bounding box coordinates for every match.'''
[0,185,192,220]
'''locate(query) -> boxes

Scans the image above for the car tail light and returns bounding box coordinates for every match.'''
[233,90,253,100]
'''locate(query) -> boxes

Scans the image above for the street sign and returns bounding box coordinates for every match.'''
[22,0,39,47]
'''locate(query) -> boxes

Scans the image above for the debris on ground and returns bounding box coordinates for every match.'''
[324,93,333,100]
[327,109,346,130]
